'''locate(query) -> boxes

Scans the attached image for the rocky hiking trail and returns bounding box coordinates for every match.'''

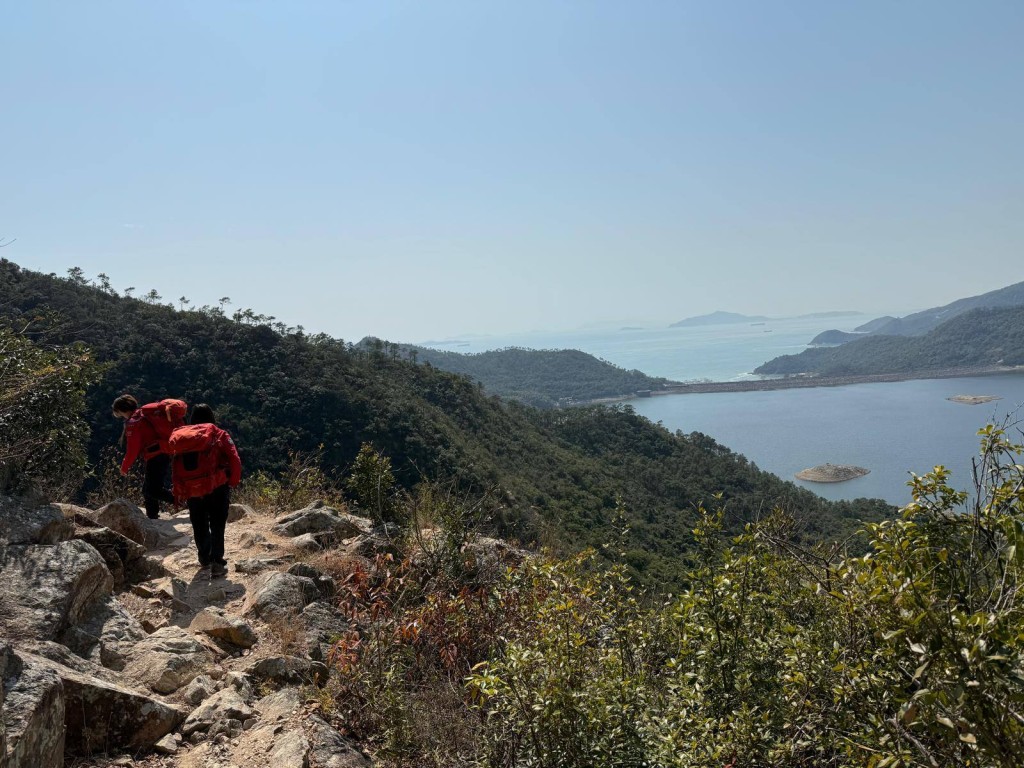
[0,494,381,768]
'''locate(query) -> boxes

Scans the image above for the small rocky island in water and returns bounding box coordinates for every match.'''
[947,394,1002,405]
[795,463,870,483]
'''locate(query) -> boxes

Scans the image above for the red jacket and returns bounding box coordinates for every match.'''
[120,399,188,474]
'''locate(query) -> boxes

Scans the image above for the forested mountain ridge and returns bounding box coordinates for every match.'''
[807,280,1024,348]
[0,259,891,585]
[375,340,674,407]
[756,305,1024,376]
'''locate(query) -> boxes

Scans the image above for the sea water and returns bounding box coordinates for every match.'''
[418,318,1024,505]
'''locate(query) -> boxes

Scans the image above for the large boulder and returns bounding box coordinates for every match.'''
[243,655,329,688]
[273,501,371,540]
[91,499,182,550]
[16,644,185,755]
[181,686,254,737]
[227,503,253,523]
[0,540,113,643]
[1,649,64,768]
[243,572,321,622]
[61,595,147,672]
[300,601,352,661]
[72,520,150,587]
[270,730,310,768]
[0,495,73,546]
[90,499,148,546]
[123,626,214,694]
[308,715,372,767]
[190,607,257,649]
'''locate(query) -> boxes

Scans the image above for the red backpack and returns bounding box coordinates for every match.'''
[138,399,188,450]
[167,423,229,502]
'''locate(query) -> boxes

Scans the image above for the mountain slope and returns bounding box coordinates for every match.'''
[383,341,674,407]
[871,280,1024,337]
[811,282,1024,347]
[0,259,892,585]
[756,305,1024,376]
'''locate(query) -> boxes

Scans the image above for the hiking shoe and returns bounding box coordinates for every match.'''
[210,562,228,578]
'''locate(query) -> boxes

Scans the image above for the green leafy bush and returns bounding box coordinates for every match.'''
[0,326,99,496]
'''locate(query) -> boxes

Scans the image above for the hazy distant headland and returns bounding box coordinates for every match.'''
[669,311,770,327]
[671,310,863,328]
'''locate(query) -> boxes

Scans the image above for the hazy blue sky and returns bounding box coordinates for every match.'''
[3,2,1023,341]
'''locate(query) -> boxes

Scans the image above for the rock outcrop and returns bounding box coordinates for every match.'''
[0,494,381,767]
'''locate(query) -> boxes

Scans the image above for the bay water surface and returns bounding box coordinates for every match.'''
[420,317,1024,505]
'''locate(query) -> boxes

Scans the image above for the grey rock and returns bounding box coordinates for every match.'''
[300,602,351,660]
[183,674,217,706]
[90,499,148,546]
[0,540,113,643]
[287,563,336,597]
[16,647,185,755]
[243,572,321,622]
[291,532,323,553]
[271,729,310,768]
[154,732,182,754]
[255,686,302,722]
[1,650,64,768]
[235,556,288,574]
[61,595,148,671]
[273,501,370,540]
[0,495,73,545]
[347,533,400,559]
[223,671,253,699]
[72,521,150,588]
[123,626,214,694]
[191,607,258,649]
[227,503,253,523]
[92,499,181,549]
[244,655,329,688]
[55,502,94,519]
[182,686,255,736]
[308,715,372,767]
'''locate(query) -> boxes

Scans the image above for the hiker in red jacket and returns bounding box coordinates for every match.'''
[168,403,242,578]
[111,393,187,519]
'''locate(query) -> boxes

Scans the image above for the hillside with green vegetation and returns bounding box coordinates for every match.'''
[756,305,1024,376]
[381,341,674,407]
[0,258,891,586]
[807,280,1024,347]
[8,257,1024,768]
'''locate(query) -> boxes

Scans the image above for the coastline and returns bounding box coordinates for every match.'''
[573,365,1024,406]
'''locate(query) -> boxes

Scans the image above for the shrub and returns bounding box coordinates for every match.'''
[0,326,100,497]
[346,443,403,525]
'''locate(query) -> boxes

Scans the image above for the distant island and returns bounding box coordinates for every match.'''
[948,394,1002,405]
[796,464,870,483]
[670,311,770,327]
[671,310,863,328]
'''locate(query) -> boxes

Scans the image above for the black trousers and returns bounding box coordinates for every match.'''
[188,483,230,566]
[142,454,175,519]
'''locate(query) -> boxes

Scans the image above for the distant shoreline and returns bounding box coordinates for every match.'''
[575,365,1024,406]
